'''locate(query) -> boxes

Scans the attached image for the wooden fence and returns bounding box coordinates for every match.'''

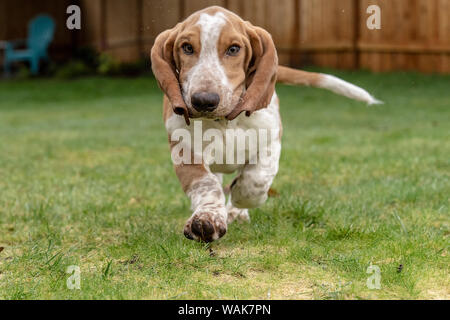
[1,0,450,73]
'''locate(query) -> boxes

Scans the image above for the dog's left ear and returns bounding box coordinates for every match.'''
[227,23,278,120]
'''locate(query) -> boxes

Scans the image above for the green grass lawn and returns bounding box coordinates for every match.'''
[0,70,448,299]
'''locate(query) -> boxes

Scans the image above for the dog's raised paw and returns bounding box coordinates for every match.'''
[184,213,227,242]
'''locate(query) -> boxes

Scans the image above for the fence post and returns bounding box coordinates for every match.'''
[178,0,185,21]
[100,0,107,51]
[290,0,301,67]
[353,0,360,69]
[137,0,143,56]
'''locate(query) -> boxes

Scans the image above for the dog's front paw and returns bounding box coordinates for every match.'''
[184,212,227,242]
[227,206,250,224]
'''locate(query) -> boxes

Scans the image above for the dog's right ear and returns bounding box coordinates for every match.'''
[151,25,190,125]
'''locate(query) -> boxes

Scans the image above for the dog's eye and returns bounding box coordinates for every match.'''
[182,43,194,55]
[226,45,240,56]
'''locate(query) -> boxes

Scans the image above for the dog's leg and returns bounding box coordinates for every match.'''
[217,173,250,224]
[230,141,281,209]
[176,164,228,242]
[213,172,223,184]
[226,198,250,223]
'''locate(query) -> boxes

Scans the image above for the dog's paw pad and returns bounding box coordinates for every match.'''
[184,213,227,242]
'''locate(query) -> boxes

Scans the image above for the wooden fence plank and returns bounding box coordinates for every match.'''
[142,0,180,54]
[0,0,6,40]
[103,0,140,61]
[183,0,225,19]
[264,0,296,65]
[80,0,103,50]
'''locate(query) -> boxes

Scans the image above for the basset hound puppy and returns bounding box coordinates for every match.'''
[151,6,380,242]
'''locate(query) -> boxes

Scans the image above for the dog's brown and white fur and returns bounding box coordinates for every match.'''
[151,6,380,242]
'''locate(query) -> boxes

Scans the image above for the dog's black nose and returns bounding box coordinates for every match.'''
[191,92,220,112]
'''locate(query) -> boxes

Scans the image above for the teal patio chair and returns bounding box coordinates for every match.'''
[4,15,55,75]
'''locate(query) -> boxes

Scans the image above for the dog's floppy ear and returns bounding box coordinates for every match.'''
[227,23,278,120]
[151,24,190,125]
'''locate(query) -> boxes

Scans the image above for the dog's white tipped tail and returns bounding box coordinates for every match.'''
[276,66,382,105]
[317,74,382,105]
